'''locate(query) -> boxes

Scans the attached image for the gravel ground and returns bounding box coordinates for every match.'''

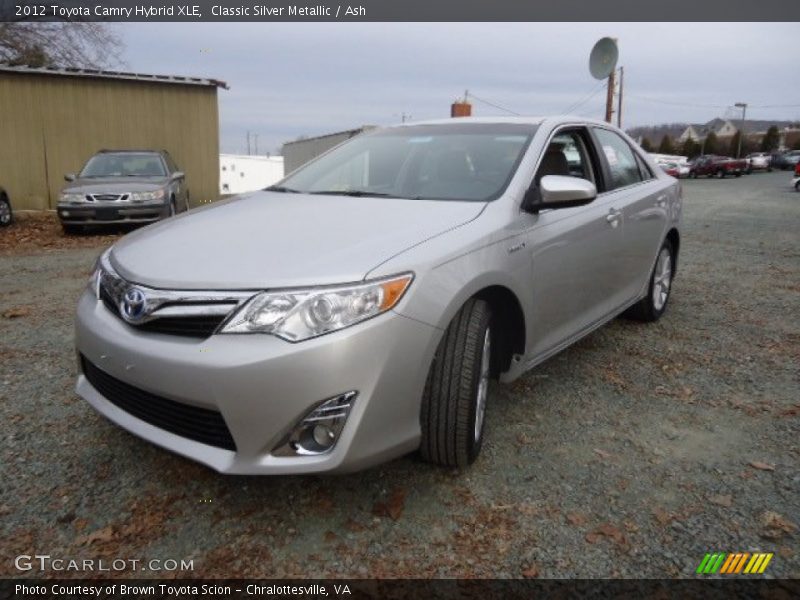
[1,171,798,579]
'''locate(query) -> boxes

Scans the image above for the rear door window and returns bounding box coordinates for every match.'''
[592,128,644,190]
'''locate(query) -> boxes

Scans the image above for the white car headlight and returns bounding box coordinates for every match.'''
[129,189,166,202]
[60,192,85,203]
[221,273,413,341]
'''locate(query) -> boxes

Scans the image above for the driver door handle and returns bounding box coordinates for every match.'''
[606,208,622,228]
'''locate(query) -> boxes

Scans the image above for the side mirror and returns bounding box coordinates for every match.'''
[64,173,76,182]
[171,171,185,180]
[523,175,597,213]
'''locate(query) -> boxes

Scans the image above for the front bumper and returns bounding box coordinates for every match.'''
[74,289,441,474]
[58,202,169,225]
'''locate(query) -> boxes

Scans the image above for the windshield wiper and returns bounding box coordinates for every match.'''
[265,185,301,193]
[307,190,404,198]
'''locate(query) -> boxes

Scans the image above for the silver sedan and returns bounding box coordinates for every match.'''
[75,117,682,474]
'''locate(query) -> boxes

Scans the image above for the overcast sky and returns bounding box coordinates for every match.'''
[120,23,800,155]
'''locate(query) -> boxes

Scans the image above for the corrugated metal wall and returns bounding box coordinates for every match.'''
[282,128,370,174]
[0,72,220,210]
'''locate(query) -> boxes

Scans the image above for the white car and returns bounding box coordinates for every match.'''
[746,153,772,173]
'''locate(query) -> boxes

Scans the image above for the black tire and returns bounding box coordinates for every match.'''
[0,196,12,227]
[624,238,675,323]
[735,172,742,178]
[169,196,177,217]
[795,180,800,192]
[62,224,82,235]
[690,171,698,179]
[420,298,492,468]
[716,169,725,179]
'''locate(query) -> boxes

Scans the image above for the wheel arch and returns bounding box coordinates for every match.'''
[474,285,526,377]
[666,227,680,275]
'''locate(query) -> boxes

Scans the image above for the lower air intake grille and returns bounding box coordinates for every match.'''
[81,355,236,451]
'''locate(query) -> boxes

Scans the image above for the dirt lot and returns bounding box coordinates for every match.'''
[1,172,798,579]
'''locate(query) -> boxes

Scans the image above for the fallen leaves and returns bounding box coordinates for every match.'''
[372,487,407,521]
[761,511,797,540]
[585,523,628,548]
[521,564,540,578]
[708,494,733,508]
[2,306,31,319]
[749,461,776,472]
[565,512,588,526]
[76,525,115,546]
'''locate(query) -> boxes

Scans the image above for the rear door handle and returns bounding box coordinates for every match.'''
[606,208,621,228]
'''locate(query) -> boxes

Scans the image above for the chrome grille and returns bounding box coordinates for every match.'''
[97,253,254,338]
[89,194,129,202]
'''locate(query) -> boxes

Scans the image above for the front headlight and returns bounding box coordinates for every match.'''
[87,249,110,297]
[129,189,166,202]
[220,273,413,341]
[60,192,85,203]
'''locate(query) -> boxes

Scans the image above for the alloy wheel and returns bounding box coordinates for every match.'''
[0,200,10,224]
[474,327,491,443]
[652,247,672,311]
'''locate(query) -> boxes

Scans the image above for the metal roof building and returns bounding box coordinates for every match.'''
[282,126,375,175]
[0,65,227,210]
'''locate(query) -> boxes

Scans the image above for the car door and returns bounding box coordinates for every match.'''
[163,152,188,210]
[522,126,628,360]
[591,127,670,303]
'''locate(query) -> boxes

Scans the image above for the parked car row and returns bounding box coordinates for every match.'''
[772,150,800,171]
[57,149,190,233]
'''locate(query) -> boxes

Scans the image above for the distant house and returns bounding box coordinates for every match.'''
[678,125,702,143]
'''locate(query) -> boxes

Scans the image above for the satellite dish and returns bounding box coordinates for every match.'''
[589,37,618,80]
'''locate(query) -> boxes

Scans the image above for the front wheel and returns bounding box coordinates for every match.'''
[716,169,725,178]
[0,196,12,227]
[624,239,674,322]
[420,298,492,468]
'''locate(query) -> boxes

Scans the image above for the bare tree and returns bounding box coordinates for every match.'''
[0,22,123,69]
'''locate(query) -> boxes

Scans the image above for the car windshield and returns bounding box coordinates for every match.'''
[80,153,166,178]
[275,123,537,202]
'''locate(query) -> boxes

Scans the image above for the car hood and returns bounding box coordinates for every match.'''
[110,191,486,289]
[63,177,169,194]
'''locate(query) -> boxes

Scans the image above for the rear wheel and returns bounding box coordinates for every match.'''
[716,169,725,178]
[0,195,11,227]
[420,298,492,468]
[624,238,674,322]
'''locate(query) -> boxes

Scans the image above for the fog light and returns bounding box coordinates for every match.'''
[272,391,357,456]
[312,424,335,447]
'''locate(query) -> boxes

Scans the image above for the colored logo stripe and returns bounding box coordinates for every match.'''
[698,552,774,575]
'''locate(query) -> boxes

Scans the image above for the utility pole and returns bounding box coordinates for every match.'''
[605,68,616,123]
[616,66,624,128]
[246,131,251,155]
[734,102,747,158]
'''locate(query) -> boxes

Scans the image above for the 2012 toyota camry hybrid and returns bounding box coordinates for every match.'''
[75,117,682,474]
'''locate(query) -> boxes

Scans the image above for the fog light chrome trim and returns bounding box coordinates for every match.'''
[273,391,357,456]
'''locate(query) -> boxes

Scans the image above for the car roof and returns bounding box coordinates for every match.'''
[96,149,165,155]
[391,115,616,128]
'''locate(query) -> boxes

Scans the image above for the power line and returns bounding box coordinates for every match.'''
[466,92,522,116]
[562,80,607,115]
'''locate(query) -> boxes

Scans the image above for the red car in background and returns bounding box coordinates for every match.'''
[689,155,747,178]
[659,162,680,178]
